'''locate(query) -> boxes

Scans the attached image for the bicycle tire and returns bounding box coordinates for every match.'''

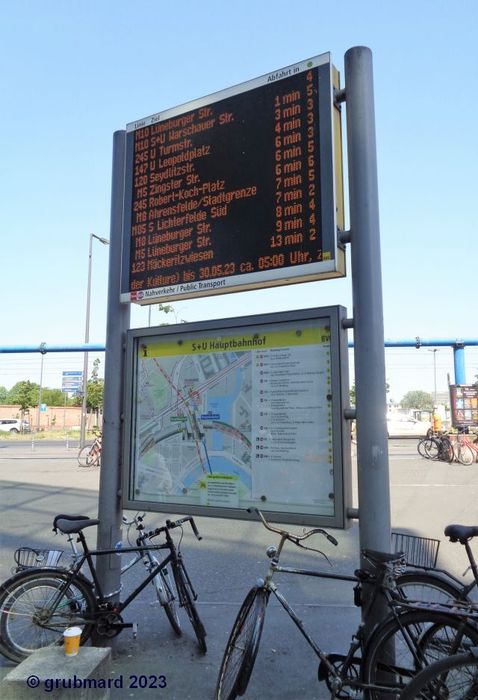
[155,568,181,636]
[417,439,433,459]
[439,436,454,464]
[423,438,440,460]
[455,444,474,466]
[215,586,269,700]
[399,650,478,699]
[363,609,478,698]
[78,444,95,467]
[0,568,96,663]
[396,571,470,605]
[173,559,207,654]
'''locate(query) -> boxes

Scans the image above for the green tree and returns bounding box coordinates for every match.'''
[400,390,434,411]
[349,382,389,407]
[41,388,71,406]
[8,381,39,411]
[0,386,8,403]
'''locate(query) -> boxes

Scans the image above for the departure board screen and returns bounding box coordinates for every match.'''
[121,53,345,304]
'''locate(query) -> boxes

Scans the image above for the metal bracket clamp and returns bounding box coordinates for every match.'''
[334,87,346,105]
[338,229,351,245]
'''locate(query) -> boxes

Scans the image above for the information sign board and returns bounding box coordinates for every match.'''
[123,306,352,527]
[449,384,478,428]
[121,53,345,304]
[61,371,83,394]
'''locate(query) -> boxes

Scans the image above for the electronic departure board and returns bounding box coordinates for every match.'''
[121,53,345,304]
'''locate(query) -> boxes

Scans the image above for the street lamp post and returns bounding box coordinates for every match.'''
[36,342,46,432]
[428,348,439,406]
[80,233,110,448]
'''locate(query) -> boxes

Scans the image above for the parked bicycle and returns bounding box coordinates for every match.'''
[399,647,478,699]
[417,433,454,463]
[0,512,206,662]
[215,509,478,699]
[391,524,478,604]
[77,430,102,467]
[453,432,478,466]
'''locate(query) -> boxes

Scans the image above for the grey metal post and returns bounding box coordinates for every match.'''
[80,234,110,448]
[344,47,391,636]
[80,234,94,449]
[95,130,130,596]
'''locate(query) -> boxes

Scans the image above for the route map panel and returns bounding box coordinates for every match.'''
[123,307,352,527]
[121,53,345,304]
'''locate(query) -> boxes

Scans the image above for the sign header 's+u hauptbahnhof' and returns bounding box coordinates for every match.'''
[121,53,345,304]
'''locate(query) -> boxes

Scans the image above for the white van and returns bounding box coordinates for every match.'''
[386,414,431,438]
[0,419,23,433]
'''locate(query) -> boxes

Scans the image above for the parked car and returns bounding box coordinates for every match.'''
[0,419,23,433]
[387,414,432,438]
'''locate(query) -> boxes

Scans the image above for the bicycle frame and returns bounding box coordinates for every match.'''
[44,528,192,627]
[260,560,360,678]
[256,532,399,693]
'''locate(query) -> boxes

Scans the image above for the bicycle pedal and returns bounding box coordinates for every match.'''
[132,622,138,639]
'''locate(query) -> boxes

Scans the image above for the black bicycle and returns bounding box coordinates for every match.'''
[0,513,206,662]
[215,509,478,700]
[417,434,454,463]
[392,523,478,605]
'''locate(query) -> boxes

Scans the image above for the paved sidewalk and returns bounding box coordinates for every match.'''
[1,440,476,698]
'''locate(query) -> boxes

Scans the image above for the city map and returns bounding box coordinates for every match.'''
[129,321,336,516]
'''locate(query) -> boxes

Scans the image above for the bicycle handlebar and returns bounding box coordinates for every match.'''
[146,515,202,541]
[247,507,338,547]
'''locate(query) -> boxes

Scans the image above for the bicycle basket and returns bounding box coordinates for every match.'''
[13,547,63,572]
[391,532,440,569]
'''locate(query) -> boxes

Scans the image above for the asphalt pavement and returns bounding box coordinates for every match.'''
[0,439,477,699]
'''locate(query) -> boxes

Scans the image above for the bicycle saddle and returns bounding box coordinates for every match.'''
[445,524,478,542]
[53,514,100,534]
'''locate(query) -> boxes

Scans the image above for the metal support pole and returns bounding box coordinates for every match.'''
[344,47,391,637]
[80,234,109,448]
[453,344,466,385]
[428,348,439,405]
[80,235,94,448]
[36,344,46,432]
[95,130,130,598]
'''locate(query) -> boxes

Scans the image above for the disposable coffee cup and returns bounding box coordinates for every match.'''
[63,626,82,656]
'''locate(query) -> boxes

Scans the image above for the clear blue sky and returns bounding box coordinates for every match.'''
[1,0,477,401]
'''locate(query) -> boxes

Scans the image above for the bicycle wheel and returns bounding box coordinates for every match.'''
[78,445,94,467]
[399,651,478,699]
[0,569,96,663]
[455,444,474,466]
[423,438,440,460]
[417,439,433,459]
[438,437,454,464]
[396,571,469,605]
[215,587,269,700]
[155,568,181,636]
[363,609,478,698]
[173,559,207,653]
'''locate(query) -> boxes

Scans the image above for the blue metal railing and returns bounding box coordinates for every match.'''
[1,338,477,385]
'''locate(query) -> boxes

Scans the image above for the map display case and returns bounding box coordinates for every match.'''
[123,306,352,527]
